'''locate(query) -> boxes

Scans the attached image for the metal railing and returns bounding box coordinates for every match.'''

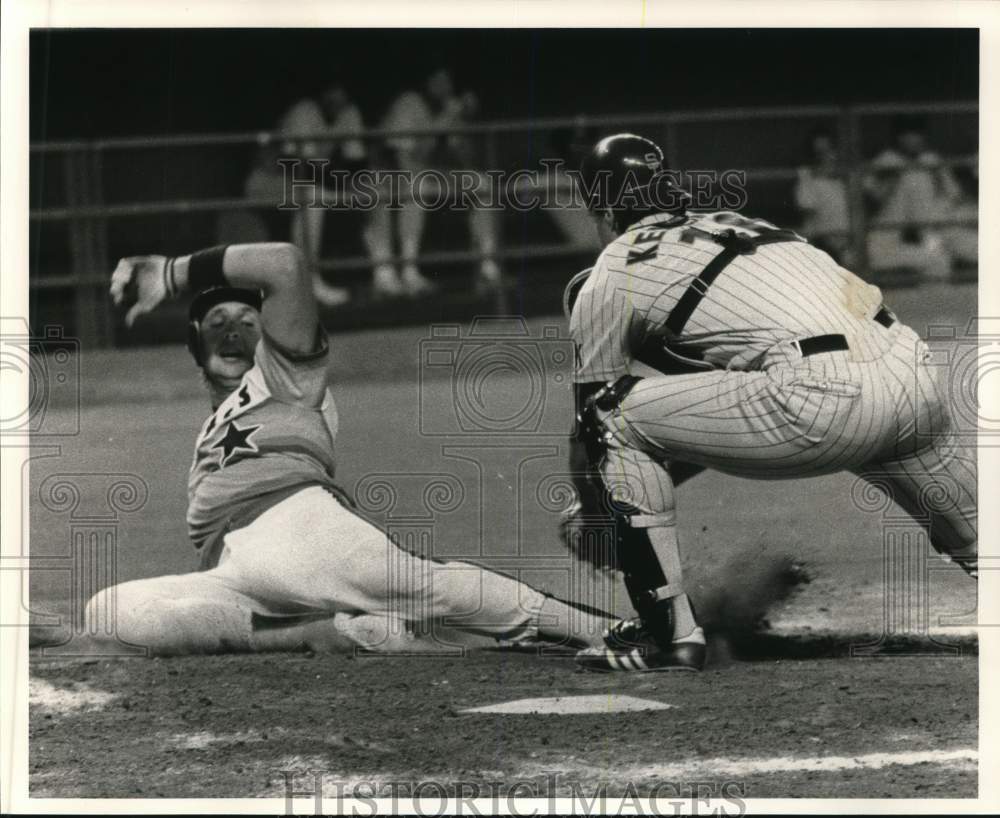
[30,101,978,348]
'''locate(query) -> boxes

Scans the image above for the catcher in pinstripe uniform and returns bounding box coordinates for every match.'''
[563,134,977,673]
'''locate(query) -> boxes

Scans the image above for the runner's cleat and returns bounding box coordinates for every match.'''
[575,618,706,672]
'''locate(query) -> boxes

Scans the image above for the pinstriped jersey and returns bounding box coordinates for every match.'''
[186,331,340,563]
[569,210,885,383]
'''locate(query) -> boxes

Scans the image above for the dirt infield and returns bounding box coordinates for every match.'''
[24,282,979,800]
[29,651,976,799]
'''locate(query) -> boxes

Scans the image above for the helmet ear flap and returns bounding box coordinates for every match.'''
[649,171,692,214]
[608,206,630,235]
[187,319,204,366]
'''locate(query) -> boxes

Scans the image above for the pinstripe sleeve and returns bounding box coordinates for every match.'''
[571,268,651,384]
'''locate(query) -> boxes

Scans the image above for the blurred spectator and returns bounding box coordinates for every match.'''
[319,84,368,171]
[316,83,373,297]
[213,141,283,248]
[436,83,504,294]
[364,68,499,298]
[794,128,852,266]
[364,79,438,297]
[277,90,328,260]
[544,123,603,252]
[941,152,978,275]
[275,84,369,306]
[864,115,960,281]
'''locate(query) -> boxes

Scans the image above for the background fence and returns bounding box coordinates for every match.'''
[29,101,978,349]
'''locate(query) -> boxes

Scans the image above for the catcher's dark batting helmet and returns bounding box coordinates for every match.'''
[577,133,690,231]
[187,286,263,366]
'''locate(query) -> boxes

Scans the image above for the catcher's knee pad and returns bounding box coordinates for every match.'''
[575,375,643,463]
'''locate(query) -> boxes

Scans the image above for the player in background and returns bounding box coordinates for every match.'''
[563,134,977,673]
[81,241,614,656]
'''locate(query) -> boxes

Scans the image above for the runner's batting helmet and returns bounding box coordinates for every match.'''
[187,286,263,366]
[577,133,690,231]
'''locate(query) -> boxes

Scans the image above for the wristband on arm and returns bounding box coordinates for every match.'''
[186,245,230,293]
[162,257,178,299]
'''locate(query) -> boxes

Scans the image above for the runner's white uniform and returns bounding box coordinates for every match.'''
[88,330,555,653]
[569,210,976,563]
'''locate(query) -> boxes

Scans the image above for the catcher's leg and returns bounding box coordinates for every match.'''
[853,431,978,576]
[572,389,706,671]
[599,442,702,644]
[850,324,978,576]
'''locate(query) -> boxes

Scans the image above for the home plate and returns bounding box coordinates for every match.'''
[460,695,673,715]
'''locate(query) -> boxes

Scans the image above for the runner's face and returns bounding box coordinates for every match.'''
[200,302,262,390]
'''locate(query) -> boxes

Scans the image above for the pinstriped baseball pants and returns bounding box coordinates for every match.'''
[597,323,977,562]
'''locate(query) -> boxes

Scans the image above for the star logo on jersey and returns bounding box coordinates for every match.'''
[212,420,261,467]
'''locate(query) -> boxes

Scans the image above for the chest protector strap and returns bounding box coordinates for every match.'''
[665,227,802,338]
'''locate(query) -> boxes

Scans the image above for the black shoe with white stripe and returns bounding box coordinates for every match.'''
[575,617,706,672]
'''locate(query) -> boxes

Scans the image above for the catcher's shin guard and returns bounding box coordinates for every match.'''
[617,510,689,647]
[572,374,692,646]
[577,521,707,672]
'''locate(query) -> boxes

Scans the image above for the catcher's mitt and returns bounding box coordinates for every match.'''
[559,498,623,573]
[557,445,624,573]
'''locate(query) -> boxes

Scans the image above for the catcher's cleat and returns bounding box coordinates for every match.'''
[957,557,978,579]
[575,618,706,672]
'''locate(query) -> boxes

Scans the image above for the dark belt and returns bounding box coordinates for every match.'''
[643,300,898,372]
[791,306,896,359]
[792,334,850,358]
[874,306,896,328]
